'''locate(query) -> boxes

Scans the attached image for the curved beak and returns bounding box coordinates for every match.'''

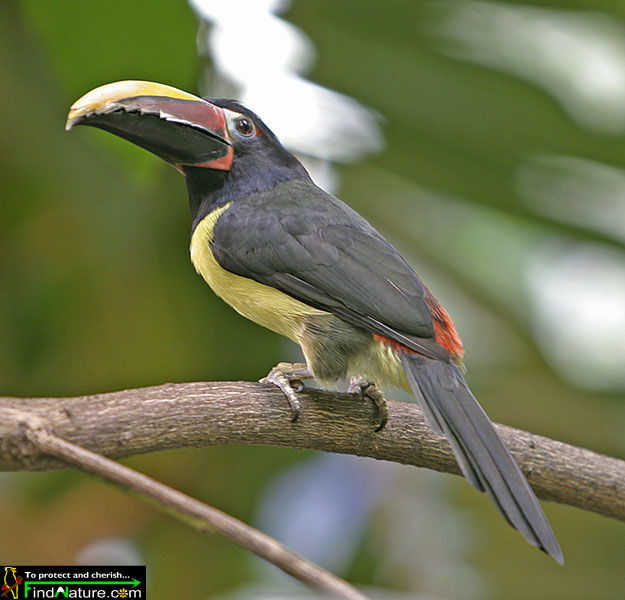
[66,80,233,170]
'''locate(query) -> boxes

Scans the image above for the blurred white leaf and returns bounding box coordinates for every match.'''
[241,78,383,163]
[526,241,625,390]
[433,0,625,134]
[75,537,143,565]
[517,155,625,243]
[189,0,383,167]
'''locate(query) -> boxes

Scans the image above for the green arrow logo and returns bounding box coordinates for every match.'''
[26,579,140,587]
[24,579,142,597]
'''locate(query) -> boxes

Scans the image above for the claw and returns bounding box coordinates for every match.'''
[349,377,388,432]
[260,363,313,422]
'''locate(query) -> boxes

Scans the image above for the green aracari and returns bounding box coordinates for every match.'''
[67,80,562,563]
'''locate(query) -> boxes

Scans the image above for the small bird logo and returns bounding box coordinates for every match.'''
[1,567,22,599]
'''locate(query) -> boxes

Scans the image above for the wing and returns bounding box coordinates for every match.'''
[211,179,449,360]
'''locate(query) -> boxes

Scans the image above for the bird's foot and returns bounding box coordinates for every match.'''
[349,377,388,432]
[260,362,313,422]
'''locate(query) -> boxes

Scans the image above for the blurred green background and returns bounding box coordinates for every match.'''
[2,0,625,598]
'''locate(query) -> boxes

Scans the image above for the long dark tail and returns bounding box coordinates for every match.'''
[400,352,563,564]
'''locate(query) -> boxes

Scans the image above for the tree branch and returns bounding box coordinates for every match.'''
[15,414,366,600]
[2,381,624,521]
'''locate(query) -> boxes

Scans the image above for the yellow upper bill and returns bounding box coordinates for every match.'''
[66,80,203,130]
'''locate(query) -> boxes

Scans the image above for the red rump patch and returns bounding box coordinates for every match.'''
[424,287,464,359]
[373,287,464,360]
[373,334,413,354]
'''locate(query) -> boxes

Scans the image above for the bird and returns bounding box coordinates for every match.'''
[66,80,562,563]
[2,567,20,600]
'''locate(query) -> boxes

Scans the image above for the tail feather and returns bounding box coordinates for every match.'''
[400,352,563,564]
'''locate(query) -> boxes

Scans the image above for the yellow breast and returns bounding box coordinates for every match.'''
[190,203,329,342]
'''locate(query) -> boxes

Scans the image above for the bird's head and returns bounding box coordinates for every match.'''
[66,81,309,218]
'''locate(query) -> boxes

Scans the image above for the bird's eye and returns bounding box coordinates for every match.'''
[235,117,254,137]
